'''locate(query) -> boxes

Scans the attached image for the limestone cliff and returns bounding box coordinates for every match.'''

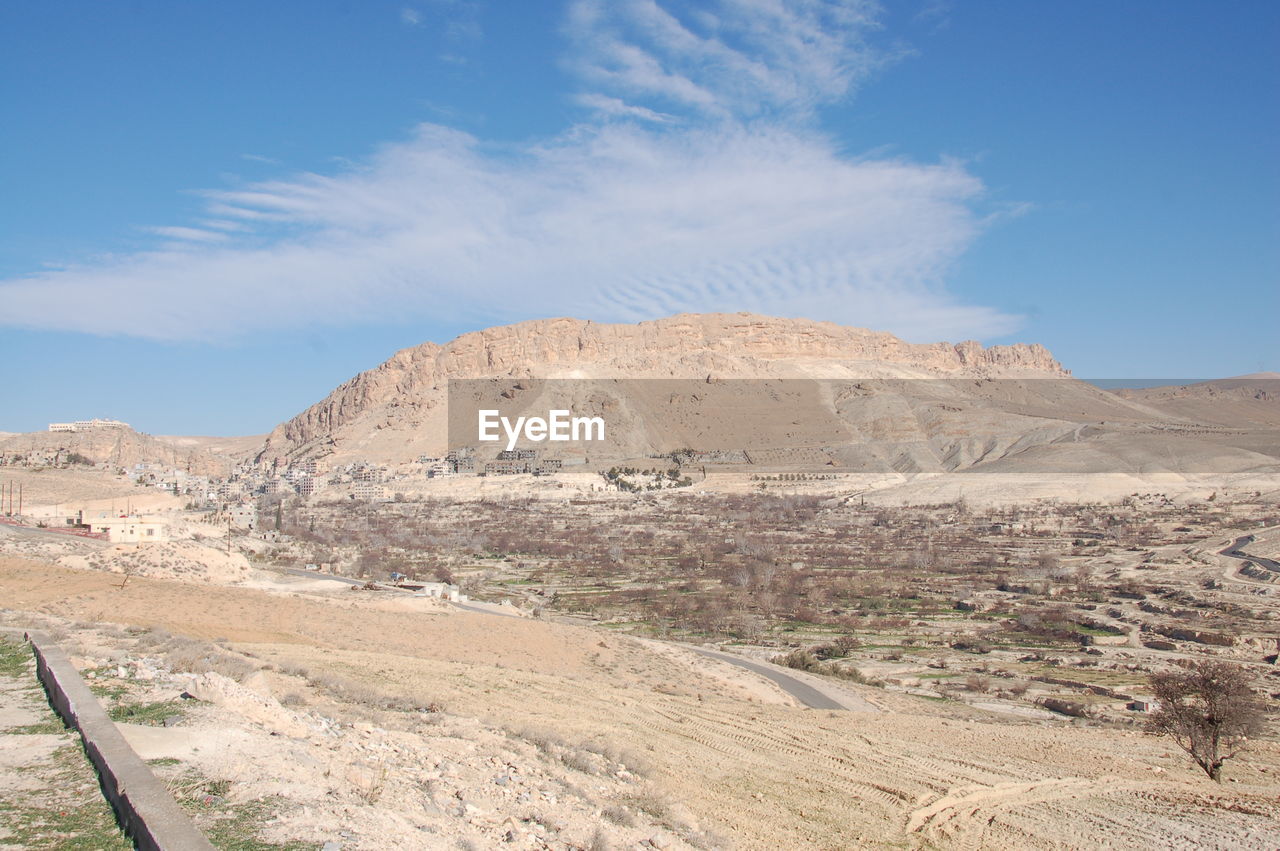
[257,313,1067,465]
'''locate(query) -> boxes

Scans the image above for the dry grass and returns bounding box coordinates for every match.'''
[134,628,258,681]
[620,785,673,822]
[600,804,634,826]
[511,725,653,780]
[772,647,885,687]
[352,761,389,805]
[303,669,445,715]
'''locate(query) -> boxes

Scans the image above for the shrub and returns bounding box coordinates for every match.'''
[1147,660,1265,781]
[601,805,634,827]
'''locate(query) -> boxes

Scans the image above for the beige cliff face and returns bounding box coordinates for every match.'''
[258,313,1069,465]
[412,313,1065,379]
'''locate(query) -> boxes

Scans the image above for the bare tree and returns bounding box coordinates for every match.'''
[1146,660,1265,781]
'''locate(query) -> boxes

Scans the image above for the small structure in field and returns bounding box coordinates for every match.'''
[82,515,169,544]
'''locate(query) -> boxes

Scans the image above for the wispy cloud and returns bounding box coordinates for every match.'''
[400,7,422,27]
[913,0,953,32]
[0,0,1020,344]
[566,0,892,121]
[143,226,230,243]
[573,93,674,124]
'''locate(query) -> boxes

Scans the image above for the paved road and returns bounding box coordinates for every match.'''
[0,521,108,544]
[1218,536,1280,587]
[451,600,523,619]
[685,646,865,711]
[1219,535,1280,572]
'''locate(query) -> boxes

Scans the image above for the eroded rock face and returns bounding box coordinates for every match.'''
[258,313,1067,464]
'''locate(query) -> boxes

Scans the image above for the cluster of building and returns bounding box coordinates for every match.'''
[119,443,571,509]
[134,463,212,497]
[484,448,563,476]
[416,450,476,478]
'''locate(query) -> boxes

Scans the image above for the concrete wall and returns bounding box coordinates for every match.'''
[23,629,215,851]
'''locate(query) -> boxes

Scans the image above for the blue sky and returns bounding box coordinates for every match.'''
[1,0,1276,435]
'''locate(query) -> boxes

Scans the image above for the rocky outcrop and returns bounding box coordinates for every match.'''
[0,428,243,476]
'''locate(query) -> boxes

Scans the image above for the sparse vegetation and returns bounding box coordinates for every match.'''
[4,471,1278,849]
[273,492,1280,726]
[108,698,186,726]
[0,638,131,850]
[136,629,258,681]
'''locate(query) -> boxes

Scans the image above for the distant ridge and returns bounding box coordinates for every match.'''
[255,313,1069,465]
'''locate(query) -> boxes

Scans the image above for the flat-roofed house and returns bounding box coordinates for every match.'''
[88,516,168,543]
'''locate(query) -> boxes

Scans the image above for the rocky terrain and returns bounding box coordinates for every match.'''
[1,554,1277,849]
[250,314,1279,494]
[5,315,1276,500]
[0,427,256,477]
[0,316,1276,846]
[256,313,1069,464]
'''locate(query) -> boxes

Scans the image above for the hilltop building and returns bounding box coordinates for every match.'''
[48,418,130,432]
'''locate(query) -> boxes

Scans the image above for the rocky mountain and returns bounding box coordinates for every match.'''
[256,313,1068,464]
[0,426,255,476]
[253,313,1279,479]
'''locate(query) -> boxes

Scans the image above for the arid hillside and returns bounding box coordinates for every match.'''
[253,314,1280,484]
[1114,376,1280,429]
[0,427,255,477]
[2,556,1277,850]
[256,313,1068,466]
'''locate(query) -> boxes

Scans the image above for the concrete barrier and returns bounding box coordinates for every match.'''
[23,629,215,851]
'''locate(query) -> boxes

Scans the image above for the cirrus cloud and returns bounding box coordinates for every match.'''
[0,0,1021,344]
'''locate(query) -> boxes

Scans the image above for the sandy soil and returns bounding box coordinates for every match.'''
[57,540,256,585]
[0,467,168,512]
[0,557,1276,849]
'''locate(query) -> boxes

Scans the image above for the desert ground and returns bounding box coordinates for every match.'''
[0,527,1277,848]
[2,419,1279,850]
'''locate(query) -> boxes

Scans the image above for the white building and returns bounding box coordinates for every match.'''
[87,516,168,543]
[352,482,388,501]
[413,582,464,602]
[48,418,130,432]
[228,504,258,530]
[298,476,327,497]
[264,477,294,496]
